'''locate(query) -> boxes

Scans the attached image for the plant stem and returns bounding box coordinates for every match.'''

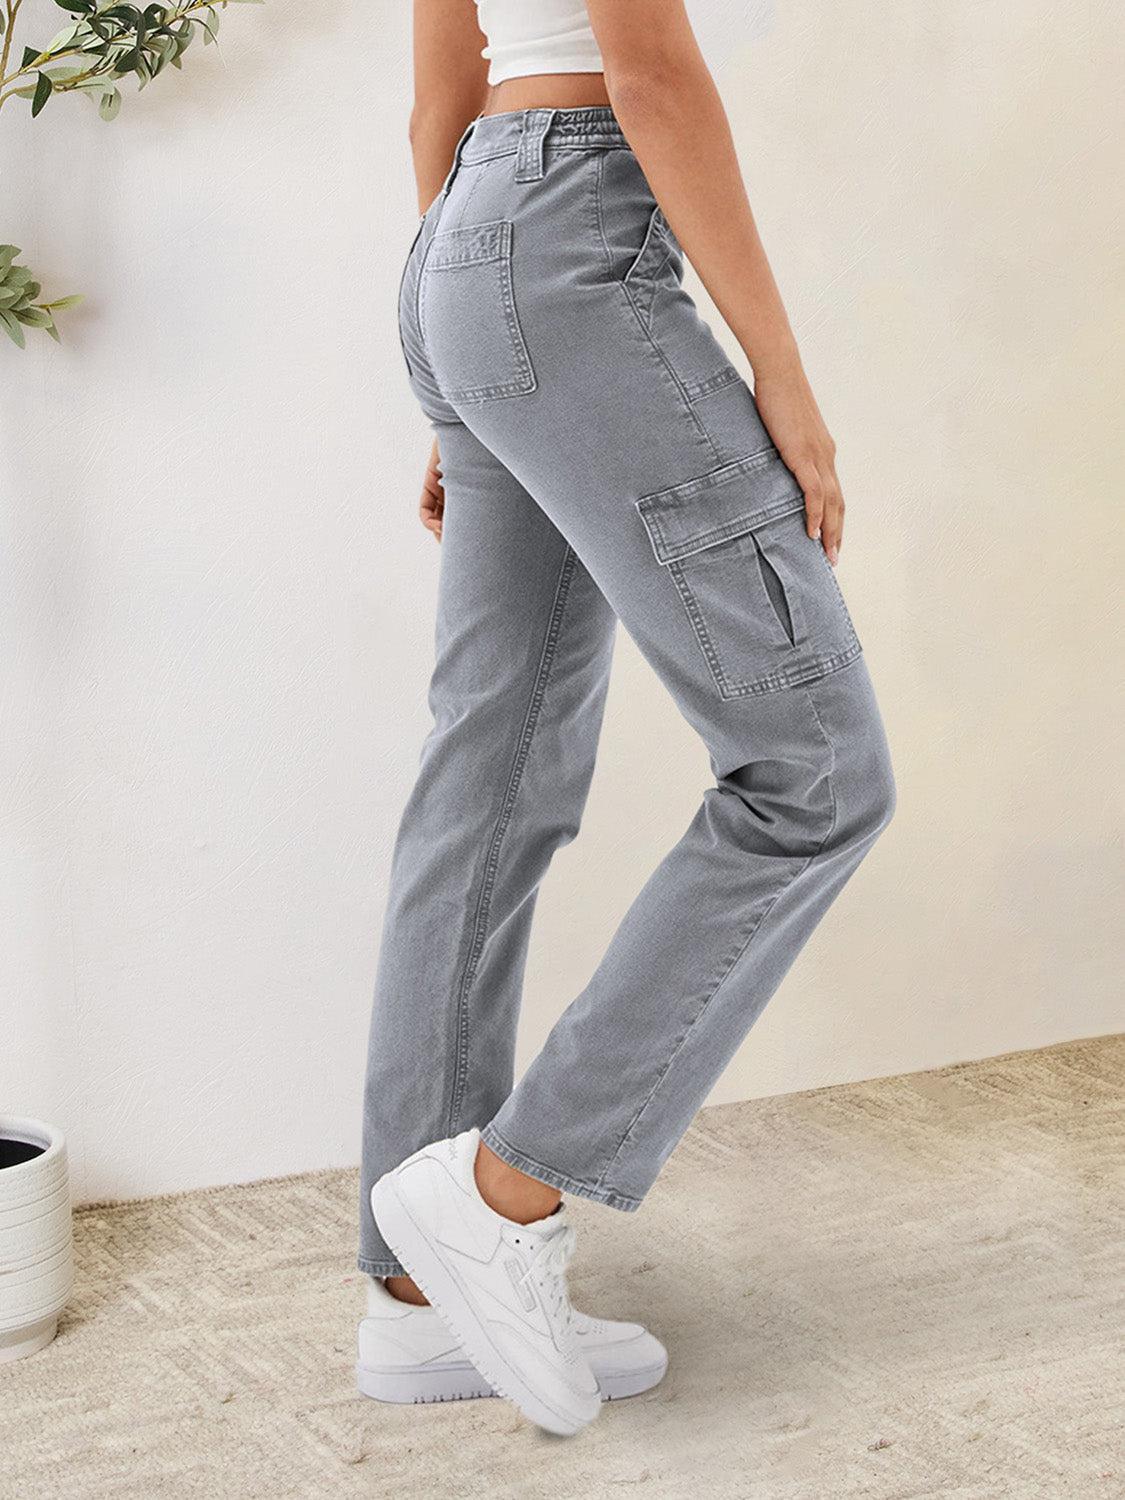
[0,0,234,107]
[0,0,25,88]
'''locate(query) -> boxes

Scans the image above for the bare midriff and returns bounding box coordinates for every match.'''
[482,72,611,116]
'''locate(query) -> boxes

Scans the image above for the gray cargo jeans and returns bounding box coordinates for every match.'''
[359,109,895,1276]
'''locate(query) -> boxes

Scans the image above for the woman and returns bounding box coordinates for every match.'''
[358,0,895,1436]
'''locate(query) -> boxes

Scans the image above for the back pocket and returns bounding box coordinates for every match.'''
[418,220,536,404]
[637,449,862,699]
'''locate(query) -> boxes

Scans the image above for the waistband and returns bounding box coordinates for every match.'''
[459,107,628,170]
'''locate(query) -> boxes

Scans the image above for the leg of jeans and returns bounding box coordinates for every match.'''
[482,658,895,1208]
[358,420,616,1275]
[397,122,897,1214]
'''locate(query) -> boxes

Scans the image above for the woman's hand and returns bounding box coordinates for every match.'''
[419,438,444,542]
[753,360,844,565]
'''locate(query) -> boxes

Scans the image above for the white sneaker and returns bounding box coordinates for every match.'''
[357,1277,668,1405]
[370,1128,601,1435]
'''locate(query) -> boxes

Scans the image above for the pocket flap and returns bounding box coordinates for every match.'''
[636,449,805,565]
[426,220,512,271]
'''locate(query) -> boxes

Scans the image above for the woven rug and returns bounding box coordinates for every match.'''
[2,1035,1122,1499]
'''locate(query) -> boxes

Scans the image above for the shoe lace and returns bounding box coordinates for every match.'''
[517,1223,577,1327]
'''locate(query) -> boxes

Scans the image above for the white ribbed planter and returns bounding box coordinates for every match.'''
[0,1117,73,1363]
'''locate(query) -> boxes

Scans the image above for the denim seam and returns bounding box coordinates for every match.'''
[591,156,721,465]
[592,154,614,280]
[445,547,579,1136]
[462,142,632,168]
[593,706,840,1204]
[817,544,861,650]
[617,283,721,467]
[667,559,729,693]
[413,162,482,365]
[638,447,784,508]
[621,208,669,322]
[446,160,484,231]
[684,364,742,403]
[481,1123,642,1212]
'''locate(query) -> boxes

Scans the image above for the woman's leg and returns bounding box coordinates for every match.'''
[358,420,616,1276]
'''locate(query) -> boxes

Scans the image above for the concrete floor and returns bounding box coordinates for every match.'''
[2,1034,1121,1499]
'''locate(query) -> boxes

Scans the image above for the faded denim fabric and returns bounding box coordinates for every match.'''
[359,109,895,1276]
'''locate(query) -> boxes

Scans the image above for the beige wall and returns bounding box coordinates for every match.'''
[2,0,1121,1201]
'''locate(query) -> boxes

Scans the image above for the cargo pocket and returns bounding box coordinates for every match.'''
[418,220,536,404]
[637,449,863,700]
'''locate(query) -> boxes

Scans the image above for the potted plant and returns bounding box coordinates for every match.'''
[0,1116,73,1361]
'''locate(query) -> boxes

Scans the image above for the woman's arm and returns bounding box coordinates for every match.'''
[587,0,845,562]
[411,0,490,214]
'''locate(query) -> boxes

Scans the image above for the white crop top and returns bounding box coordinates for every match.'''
[474,1,603,86]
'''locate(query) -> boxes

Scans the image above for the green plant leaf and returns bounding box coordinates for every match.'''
[45,320,62,343]
[44,23,81,50]
[0,311,26,349]
[0,288,19,308]
[42,294,84,310]
[14,306,52,327]
[6,266,33,288]
[98,87,121,119]
[22,45,42,67]
[32,73,54,116]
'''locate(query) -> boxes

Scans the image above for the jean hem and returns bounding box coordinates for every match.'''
[357,1256,407,1278]
[480,1123,642,1212]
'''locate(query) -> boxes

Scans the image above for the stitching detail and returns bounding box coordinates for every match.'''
[667,559,729,692]
[594,700,840,1203]
[446,548,579,1135]
[818,543,861,651]
[638,446,784,510]
[480,1123,642,1212]
[676,582,864,700]
[638,491,805,564]
[684,364,742,403]
[592,154,614,279]
[418,223,537,404]
[618,281,721,465]
[461,140,633,167]
[412,162,483,350]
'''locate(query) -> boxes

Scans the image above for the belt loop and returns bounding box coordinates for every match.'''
[515,108,555,183]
